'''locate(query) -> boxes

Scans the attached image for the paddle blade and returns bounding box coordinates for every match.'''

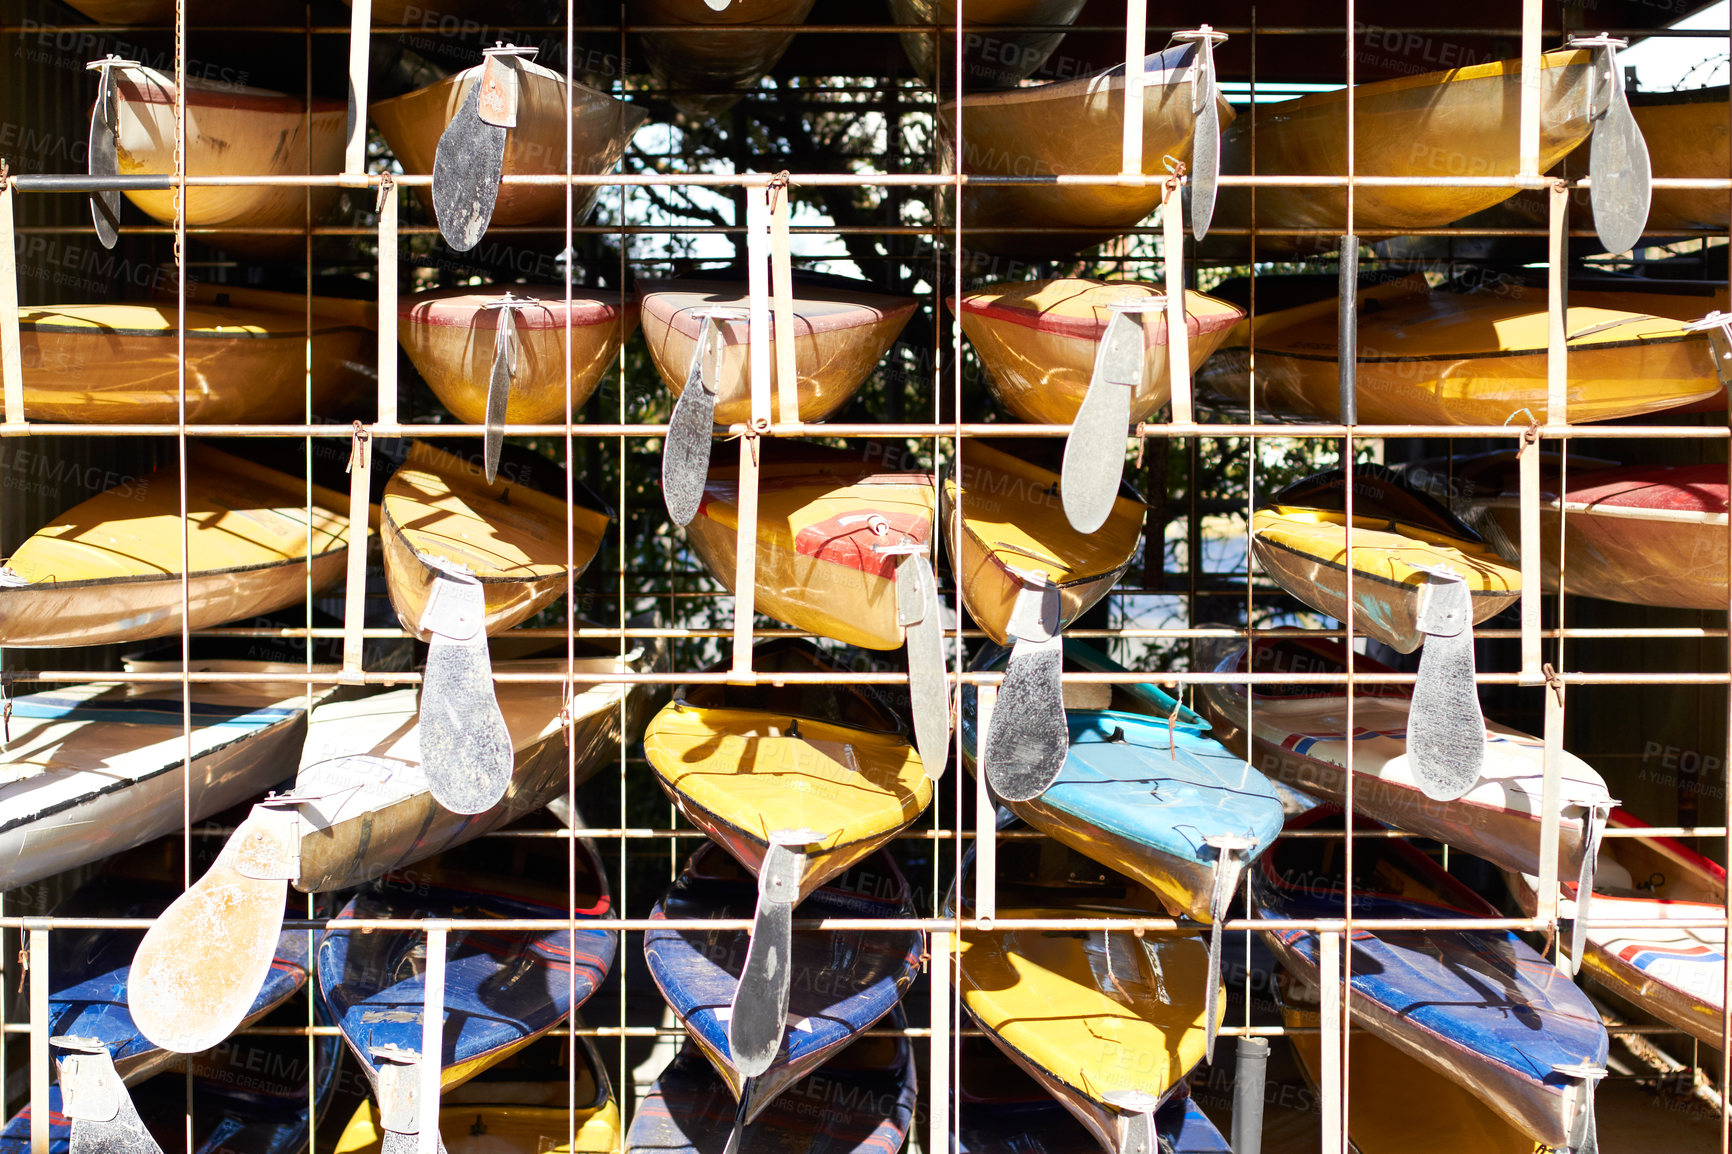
[1408,572,1485,801]
[663,374,717,527]
[87,83,119,250]
[897,552,950,780]
[983,633,1067,803]
[727,839,806,1078]
[1102,1091,1161,1154]
[58,1045,163,1154]
[1187,34,1222,242]
[1061,310,1141,535]
[482,308,515,485]
[1588,56,1651,256]
[431,80,507,253]
[128,812,290,1054]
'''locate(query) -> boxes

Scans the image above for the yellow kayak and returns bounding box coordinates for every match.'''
[1197,276,1723,426]
[1251,468,1519,653]
[0,444,352,647]
[956,835,1217,1154]
[644,641,932,899]
[380,442,609,642]
[944,442,1144,646]
[955,278,1244,427]
[18,292,373,424]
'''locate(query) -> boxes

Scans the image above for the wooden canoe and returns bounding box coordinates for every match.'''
[643,844,923,1123]
[0,666,320,891]
[955,279,1243,427]
[954,1039,1230,1154]
[636,0,816,116]
[961,639,1284,926]
[123,639,657,1056]
[641,273,917,426]
[370,59,648,230]
[400,286,639,427]
[644,640,932,902]
[685,443,936,651]
[380,441,610,642]
[1508,808,1728,1050]
[333,1036,621,1154]
[0,444,353,648]
[940,43,1236,255]
[888,0,1088,90]
[627,1031,916,1154]
[107,65,344,248]
[1196,635,1613,881]
[1475,462,1731,610]
[1251,466,1519,653]
[943,442,1144,646]
[1196,275,1724,426]
[1213,49,1598,244]
[55,0,307,22]
[318,837,615,1131]
[955,834,1217,1154]
[18,292,373,424]
[1254,807,1608,1151]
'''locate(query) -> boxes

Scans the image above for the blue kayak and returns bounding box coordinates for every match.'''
[627,1020,917,1154]
[317,836,616,1149]
[1253,806,1609,1150]
[47,872,310,1084]
[644,843,923,1128]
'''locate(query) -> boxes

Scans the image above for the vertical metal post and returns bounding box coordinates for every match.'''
[341,425,371,677]
[928,930,953,1154]
[1519,0,1543,177]
[1337,244,1358,424]
[26,920,48,1154]
[973,685,998,922]
[730,183,773,680]
[1231,1037,1270,1154]
[1163,193,1193,426]
[0,173,21,428]
[1119,0,1146,176]
[1538,671,1567,969]
[417,920,449,1154]
[1319,927,1343,1154]
[376,177,399,428]
[344,0,373,177]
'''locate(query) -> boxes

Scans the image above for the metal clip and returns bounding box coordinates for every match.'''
[375,169,395,214]
[476,43,538,128]
[347,420,369,474]
[54,1037,164,1154]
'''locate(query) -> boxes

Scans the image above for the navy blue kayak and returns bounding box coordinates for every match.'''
[644,844,923,1127]
[1,1021,342,1154]
[317,836,617,1147]
[627,1023,917,1154]
[1253,806,1609,1150]
[48,872,311,1084]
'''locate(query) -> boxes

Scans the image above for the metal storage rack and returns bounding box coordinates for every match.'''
[1,0,1731,1150]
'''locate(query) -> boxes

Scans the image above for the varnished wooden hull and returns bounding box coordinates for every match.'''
[400,287,638,426]
[956,279,1243,426]
[58,0,307,21]
[19,296,371,423]
[1214,50,1597,247]
[943,443,1143,645]
[1477,464,1729,610]
[0,445,352,647]
[684,445,936,650]
[112,67,344,248]
[941,43,1235,255]
[1198,277,1724,425]
[640,278,916,425]
[370,61,648,229]
[636,0,816,116]
[1251,506,1519,652]
[380,442,609,641]
[1635,86,1730,232]
[888,0,1088,89]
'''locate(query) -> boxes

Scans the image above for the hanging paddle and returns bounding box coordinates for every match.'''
[1568,802,1613,976]
[432,45,537,252]
[1407,566,1485,801]
[663,311,730,527]
[417,555,513,815]
[1557,1062,1605,1154]
[127,803,299,1053]
[1173,26,1227,242]
[1202,834,1255,1064]
[889,545,949,780]
[84,57,139,251]
[1102,1090,1162,1154]
[478,293,536,483]
[984,570,1066,802]
[1569,35,1650,256]
[1061,308,1144,535]
[373,1044,448,1154]
[728,831,820,1077]
[54,1038,163,1154]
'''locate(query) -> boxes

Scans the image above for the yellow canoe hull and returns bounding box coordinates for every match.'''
[686,447,937,650]
[380,442,608,642]
[400,287,638,427]
[644,701,931,897]
[641,279,916,426]
[1199,278,1723,426]
[19,298,370,424]
[0,445,352,647]
[1215,50,1595,242]
[940,53,1236,255]
[113,67,344,248]
[1251,506,1519,653]
[335,1101,620,1154]
[943,442,1144,646]
[1634,89,1730,233]
[370,61,647,230]
[955,278,1244,426]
